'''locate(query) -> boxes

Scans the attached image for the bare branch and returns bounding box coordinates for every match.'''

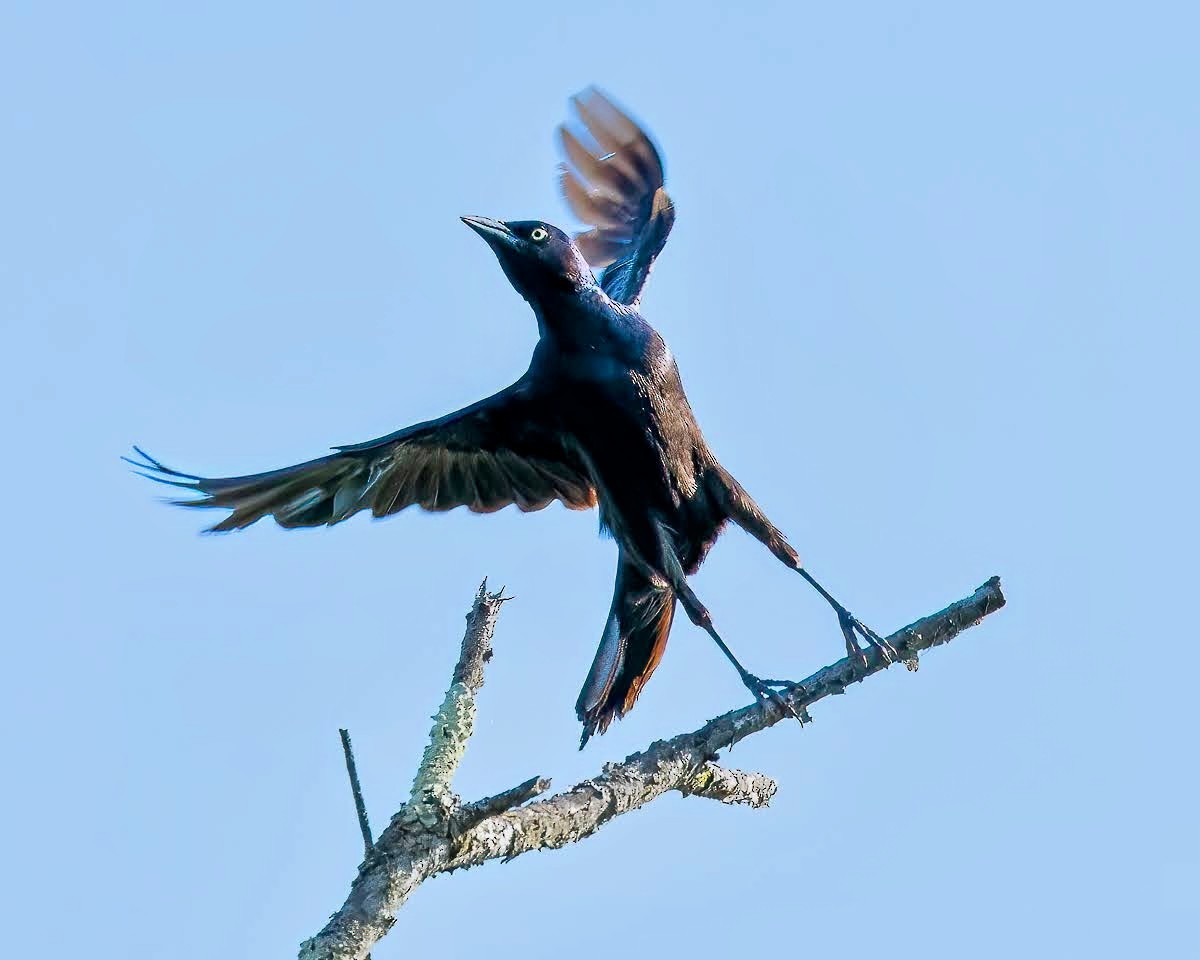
[449,577,1005,869]
[300,576,1005,960]
[408,580,506,822]
[338,729,373,856]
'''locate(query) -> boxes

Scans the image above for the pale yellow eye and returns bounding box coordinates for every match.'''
[530,227,549,242]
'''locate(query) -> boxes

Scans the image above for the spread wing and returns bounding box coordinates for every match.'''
[128,378,597,532]
[557,88,675,307]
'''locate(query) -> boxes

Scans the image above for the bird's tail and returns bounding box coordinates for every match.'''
[576,557,676,747]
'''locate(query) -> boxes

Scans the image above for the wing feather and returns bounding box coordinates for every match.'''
[557,88,675,306]
[130,378,596,532]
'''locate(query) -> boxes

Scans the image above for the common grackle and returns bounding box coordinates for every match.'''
[129,89,897,746]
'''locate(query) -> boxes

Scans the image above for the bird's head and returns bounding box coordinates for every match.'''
[461,216,595,302]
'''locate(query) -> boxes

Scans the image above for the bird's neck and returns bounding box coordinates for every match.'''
[529,283,616,344]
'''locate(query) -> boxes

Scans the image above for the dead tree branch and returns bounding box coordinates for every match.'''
[299,576,1006,960]
[408,581,507,824]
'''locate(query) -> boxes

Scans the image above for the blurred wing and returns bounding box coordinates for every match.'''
[128,378,596,532]
[557,88,675,307]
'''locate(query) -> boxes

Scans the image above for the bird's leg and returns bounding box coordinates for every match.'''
[713,479,897,668]
[651,523,802,722]
[683,589,800,719]
[795,567,899,667]
[709,625,800,708]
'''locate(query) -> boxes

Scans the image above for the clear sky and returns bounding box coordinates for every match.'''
[3,2,1196,957]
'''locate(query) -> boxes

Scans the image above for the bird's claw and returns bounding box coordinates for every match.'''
[837,608,899,667]
[742,673,806,724]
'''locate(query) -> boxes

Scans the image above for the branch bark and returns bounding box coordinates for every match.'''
[300,576,1005,960]
[408,581,506,824]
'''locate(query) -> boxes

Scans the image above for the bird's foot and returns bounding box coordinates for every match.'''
[836,607,899,668]
[741,673,808,724]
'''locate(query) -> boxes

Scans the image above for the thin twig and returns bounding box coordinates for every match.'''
[456,776,553,831]
[338,729,373,857]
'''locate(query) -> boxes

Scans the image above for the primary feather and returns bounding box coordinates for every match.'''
[557,88,676,306]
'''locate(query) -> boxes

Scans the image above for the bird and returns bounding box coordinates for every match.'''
[128,88,898,746]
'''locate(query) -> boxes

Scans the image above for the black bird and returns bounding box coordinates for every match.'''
[129,89,897,745]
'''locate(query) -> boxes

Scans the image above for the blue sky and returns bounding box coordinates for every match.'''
[3,2,1196,957]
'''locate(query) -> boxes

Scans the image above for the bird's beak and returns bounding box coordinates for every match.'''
[461,215,517,248]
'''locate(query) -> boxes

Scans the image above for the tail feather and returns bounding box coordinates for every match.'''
[576,557,676,747]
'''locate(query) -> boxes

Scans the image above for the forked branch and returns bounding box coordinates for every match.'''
[300,576,1006,960]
